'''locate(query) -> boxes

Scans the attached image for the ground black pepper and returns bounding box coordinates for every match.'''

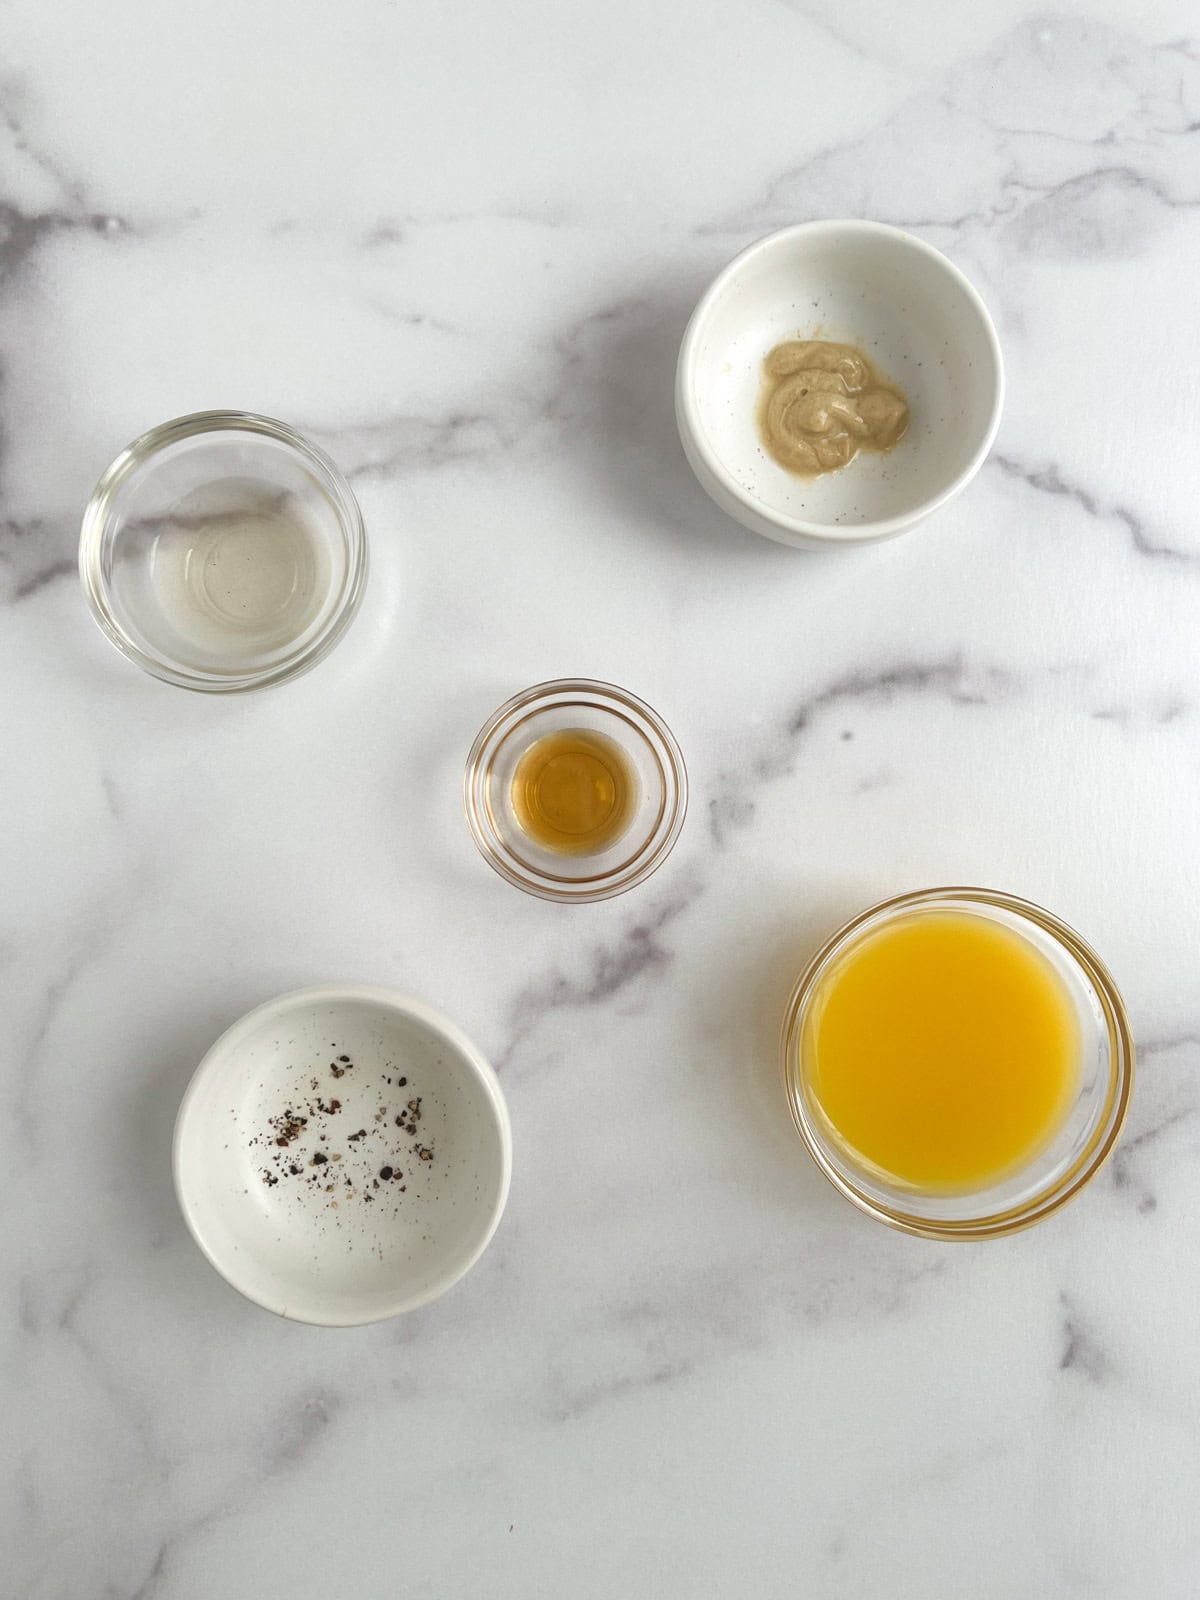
[252,1058,435,1198]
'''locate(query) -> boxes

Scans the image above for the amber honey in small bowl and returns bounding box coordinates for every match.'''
[509,727,638,856]
[463,679,687,904]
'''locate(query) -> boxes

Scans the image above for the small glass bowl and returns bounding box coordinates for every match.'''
[782,887,1134,1239]
[464,678,688,903]
[79,411,367,692]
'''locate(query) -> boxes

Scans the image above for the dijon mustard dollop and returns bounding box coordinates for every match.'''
[757,340,909,477]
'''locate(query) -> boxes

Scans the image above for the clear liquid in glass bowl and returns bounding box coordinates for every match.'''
[80,413,367,692]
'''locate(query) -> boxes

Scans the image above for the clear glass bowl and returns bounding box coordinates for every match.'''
[79,411,367,692]
[782,887,1134,1239]
[464,678,688,903]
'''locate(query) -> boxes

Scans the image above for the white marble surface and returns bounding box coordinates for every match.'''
[3,2,1199,1595]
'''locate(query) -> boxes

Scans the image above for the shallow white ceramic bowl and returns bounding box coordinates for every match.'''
[173,987,511,1325]
[676,221,1004,548]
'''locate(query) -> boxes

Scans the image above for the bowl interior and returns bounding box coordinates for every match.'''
[175,991,510,1323]
[686,226,1000,534]
[85,422,361,685]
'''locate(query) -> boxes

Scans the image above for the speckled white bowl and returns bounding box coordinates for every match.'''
[676,221,1004,549]
[173,987,511,1325]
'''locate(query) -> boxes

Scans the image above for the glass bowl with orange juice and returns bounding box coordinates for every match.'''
[782,888,1134,1239]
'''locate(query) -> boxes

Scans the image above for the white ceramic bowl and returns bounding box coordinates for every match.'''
[173,987,511,1325]
[676,221,1004,549]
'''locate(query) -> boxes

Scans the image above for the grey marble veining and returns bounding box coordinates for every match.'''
[2,1,1200,1597]
[992,453,1200,565]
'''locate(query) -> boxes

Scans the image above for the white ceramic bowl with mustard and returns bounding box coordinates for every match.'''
[173,986,511,1325]
[676,220,1004,549]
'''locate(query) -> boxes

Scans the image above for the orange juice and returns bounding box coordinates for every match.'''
[802,911,1080,1191]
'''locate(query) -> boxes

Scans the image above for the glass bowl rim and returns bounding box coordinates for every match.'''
[780,885,1135,1240]
[463,676,688,904]
[78,408,368,694]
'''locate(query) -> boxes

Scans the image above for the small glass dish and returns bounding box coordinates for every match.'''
[79,411,367,692]
[782,887,1134,1239]
[464,678,687,903]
